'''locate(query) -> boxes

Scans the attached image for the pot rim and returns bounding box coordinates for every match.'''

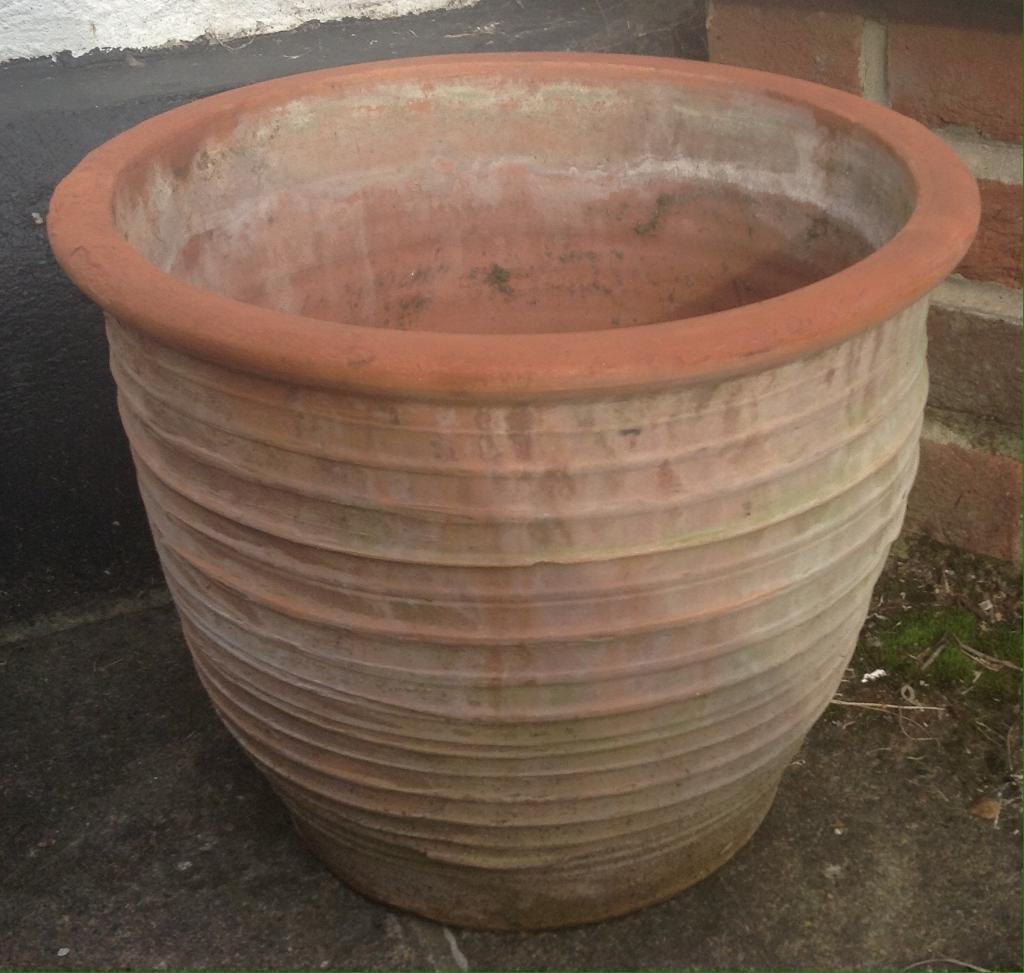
[48,52,979,400]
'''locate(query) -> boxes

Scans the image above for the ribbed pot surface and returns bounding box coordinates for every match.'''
[110,298,925,927]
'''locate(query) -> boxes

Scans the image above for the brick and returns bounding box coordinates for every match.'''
[957,180,1022,288]
[906,421,1022,564]
[927,298,1022,426]
[707,1,865,94]
[888,20,1022,141]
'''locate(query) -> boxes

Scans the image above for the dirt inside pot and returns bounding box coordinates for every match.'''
[114,75,916,335]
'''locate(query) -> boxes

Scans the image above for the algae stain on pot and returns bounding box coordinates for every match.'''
[633,192,674,236]
[483,262,513,295]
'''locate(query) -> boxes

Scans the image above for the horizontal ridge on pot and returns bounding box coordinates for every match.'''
[48,54,979,929]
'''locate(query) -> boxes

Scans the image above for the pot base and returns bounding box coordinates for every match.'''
[288,779,781,931]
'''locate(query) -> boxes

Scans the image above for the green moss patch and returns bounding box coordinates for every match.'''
[860,604,1020,702]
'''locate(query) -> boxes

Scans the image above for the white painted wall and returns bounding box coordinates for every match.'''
[0,0,479,63]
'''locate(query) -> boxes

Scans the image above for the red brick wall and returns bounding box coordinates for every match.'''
[707,0,1022,563]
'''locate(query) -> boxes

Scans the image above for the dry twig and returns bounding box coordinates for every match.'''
[903,957,992,972]
[919,639,947,671]
[952,635,1021,672]
[831,698,945,713]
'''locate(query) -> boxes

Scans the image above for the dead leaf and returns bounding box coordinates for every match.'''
[969,797,1002,824]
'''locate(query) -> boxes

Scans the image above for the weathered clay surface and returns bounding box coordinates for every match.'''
[49,54,979,928]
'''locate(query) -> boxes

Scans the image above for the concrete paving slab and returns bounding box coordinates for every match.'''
[2,593,1019,971]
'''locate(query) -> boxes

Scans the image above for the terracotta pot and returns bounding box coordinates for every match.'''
[49,53,978,929]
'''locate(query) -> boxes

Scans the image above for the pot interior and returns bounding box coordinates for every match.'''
[115,71,916,335]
